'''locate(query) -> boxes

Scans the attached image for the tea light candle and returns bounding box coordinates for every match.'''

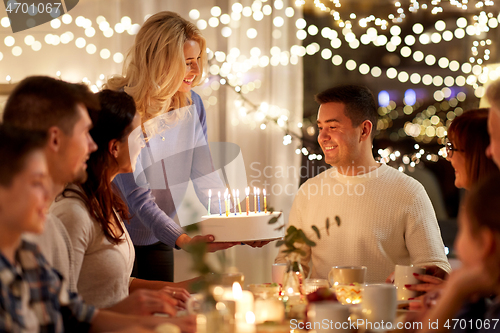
[207,189,211,216]
[254,299,284,324]
[221,283,255,330]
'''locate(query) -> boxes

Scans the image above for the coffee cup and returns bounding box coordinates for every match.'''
[328,266,367,305]
[272,263,287,285]
[394,265,425,301]
[308,302,350,333]
[361,284,397,325]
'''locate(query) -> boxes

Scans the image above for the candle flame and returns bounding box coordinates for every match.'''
[218,191,221,198]
[263,189,266,196]
[232,282,243,299]
[257,188,260,195]
[209,189,211,197]
[245,187,250,196]
[237,189,240,197]
[245,311,256,324]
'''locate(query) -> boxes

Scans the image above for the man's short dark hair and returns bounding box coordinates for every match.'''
[2,76,99,134]
[315,85,378,139]
[0,125,48,186]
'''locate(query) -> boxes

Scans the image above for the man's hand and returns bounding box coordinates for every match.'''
[243,240,272,248]
[385,271,395,283]
[424,265,449,279]
[177,233,238,252]
[107,289,178,316]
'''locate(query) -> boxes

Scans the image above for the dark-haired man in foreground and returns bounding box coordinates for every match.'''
[3,75,99,293]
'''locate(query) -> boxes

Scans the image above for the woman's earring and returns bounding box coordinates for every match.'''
[161,136,165,141]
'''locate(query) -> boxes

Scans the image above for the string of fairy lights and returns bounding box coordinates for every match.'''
[1,0,498,171]
[305,0,496,26]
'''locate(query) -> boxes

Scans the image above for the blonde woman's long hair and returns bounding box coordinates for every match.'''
[106,11,207,123]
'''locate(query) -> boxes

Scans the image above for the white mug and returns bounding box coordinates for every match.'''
[308,302,350,333]
[361,284,397,325]
[394,265,425,301]
[272,263,287,285]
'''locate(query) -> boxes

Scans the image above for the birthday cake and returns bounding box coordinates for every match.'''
[199,212,285,242]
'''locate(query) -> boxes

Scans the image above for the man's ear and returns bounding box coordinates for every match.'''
[359,120,373,142]
[108,139,119,159]
[46,126,63,153]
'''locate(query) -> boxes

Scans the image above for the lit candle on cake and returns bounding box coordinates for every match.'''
[257,188,261,213]
[218,191,222,216]
[208,189,211,216]
[245,187,250,216]
[224,189,229,217]
[237,189,242,215]
[254,187,257,213]
[263,189,267,213]
[232,189,237,216]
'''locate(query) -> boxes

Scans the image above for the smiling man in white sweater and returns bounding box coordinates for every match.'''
[275,85,451,283]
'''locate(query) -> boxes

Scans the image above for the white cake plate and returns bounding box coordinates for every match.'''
[198,211,285,242]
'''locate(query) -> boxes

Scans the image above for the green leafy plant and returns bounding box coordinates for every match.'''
[270,215,341,255]
[184,223,225,292]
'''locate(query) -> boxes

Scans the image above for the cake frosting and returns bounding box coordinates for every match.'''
[199,212,285,242]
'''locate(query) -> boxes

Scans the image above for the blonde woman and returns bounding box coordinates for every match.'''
[107,11,238,283]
